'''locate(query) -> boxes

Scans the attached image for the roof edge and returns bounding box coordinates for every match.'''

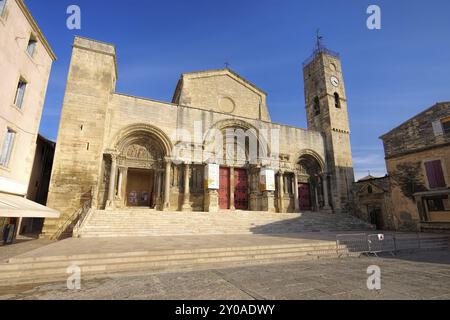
[16,0,57,61]
[379,101,450,140]
[181,68,268,96]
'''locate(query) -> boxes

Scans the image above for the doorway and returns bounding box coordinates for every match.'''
[126,168,154,207]
[369,206,384,230]
[219,167,230,209]
[298,183,312,211]
[234,168,249,210]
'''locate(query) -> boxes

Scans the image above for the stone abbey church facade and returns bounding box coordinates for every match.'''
[42,37,355,238]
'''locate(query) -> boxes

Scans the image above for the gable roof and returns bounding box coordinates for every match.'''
[172,68,267,103]
[380,102,450,140]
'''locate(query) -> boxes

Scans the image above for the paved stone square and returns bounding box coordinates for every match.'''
[1,250,450,300]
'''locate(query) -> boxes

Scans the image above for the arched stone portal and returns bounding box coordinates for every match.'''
[295,151,331,212]
[203,120,269,212]
[103,124,172,210]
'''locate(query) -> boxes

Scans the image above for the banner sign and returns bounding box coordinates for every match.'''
[204,164,219,190]
[259,168,275,191]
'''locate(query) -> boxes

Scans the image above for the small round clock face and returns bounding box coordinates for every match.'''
[330,76,339,87]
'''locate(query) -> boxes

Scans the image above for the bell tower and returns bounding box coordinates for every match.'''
[303,36,354,213]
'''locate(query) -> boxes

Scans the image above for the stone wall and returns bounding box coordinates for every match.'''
[42,37,116,238]
[173,69,271,122]
[0,0,55,195]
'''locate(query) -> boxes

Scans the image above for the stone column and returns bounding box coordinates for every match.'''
[163,158,171,211]
[106,153,118,209]
[278,171,284,213]
[117,167,124,199]
[293,173,300,212]
[229,167,235,210]
[284,175,288,194]
[204,189,219,212]
[182,162,192,211]
[322,173,331,211]
[262,191,275,212]
[155,170,162,209]
[314,181,320,211]
[249,168,259,211]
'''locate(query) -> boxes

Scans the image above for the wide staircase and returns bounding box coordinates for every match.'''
[74,209,376,238]
[2,210,449,287]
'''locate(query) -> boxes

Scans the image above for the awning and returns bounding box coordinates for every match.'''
[0,193,60,218]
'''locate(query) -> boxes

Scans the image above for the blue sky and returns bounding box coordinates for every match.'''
[27,0,450,180]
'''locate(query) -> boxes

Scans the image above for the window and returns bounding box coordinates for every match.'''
[442,117,450,135]
[26,35,37,57]
[334,92,341,109]
[426,196,450,212]
[313,97,320,116]
[425,160,446,189]
[367,186,373,194]
[0,0,6,17]
[14,79,27,108]
[0,129,16,167]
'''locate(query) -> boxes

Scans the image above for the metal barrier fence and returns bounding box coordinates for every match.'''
[367,234,395,256]
[336,233,449,257]
[336,234,370,256]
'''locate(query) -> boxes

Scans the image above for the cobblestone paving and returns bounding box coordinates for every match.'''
[1,250,450,300]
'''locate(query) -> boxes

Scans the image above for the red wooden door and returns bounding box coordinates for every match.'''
[234,169,249,210]
[298,183,311,210]
[219,167,230,209]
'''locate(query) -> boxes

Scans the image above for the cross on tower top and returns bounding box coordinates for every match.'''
[316,29,324,51]
[224,61,230,69]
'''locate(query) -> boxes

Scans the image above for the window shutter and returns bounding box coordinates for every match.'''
[425,160,446,189]
[432,120,443,136]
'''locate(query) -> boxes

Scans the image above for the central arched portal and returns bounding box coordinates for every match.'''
[204,121,266,211]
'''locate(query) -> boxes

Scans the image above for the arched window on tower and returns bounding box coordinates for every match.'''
[334,92,341,109]
[313,97,320,116]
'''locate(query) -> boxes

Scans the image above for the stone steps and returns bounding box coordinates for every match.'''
[75,210,375,238]
[1,234,447,287]
[0,242,339,287]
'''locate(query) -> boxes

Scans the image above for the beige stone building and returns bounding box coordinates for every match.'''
[42,37,356,239]
[0,0,58,241]
[352,175,395,230]
[354,102,450,232]
[381,102,450,232]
